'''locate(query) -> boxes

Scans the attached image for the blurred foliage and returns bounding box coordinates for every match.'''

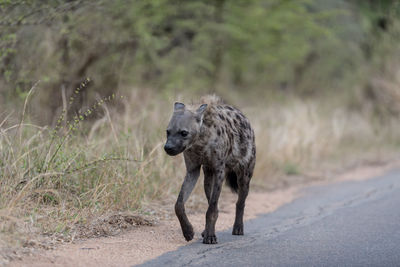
[0,0,400,122]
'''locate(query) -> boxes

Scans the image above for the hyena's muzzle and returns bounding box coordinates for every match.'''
[164,138,185,156]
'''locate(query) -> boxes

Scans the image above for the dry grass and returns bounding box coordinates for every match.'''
[1,88,400,254]
[248,97,400,189]
[0,89,184,250]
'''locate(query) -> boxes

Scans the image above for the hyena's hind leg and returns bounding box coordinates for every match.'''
[203,166,214,203]
[232,172,250,235]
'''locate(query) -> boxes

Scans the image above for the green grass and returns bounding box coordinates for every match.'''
[283,162,301,176]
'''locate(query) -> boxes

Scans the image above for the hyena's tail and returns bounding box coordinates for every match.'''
[226,171,238,193]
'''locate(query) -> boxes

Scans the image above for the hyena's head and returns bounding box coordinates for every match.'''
[164,102,208,156]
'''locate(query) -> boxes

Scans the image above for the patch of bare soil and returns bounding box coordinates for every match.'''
[74,213,154,239]
[6,159,400,267]
[308,158,400,185]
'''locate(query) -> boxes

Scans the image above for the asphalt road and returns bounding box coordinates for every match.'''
[139,170,400,267]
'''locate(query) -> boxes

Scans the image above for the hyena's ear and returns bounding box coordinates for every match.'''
[196,104,208,122]
[174,102,185,112]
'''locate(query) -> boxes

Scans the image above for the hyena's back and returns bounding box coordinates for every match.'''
[198,96,256,192]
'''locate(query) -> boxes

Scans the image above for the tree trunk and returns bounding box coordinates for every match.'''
[210,0,225,88]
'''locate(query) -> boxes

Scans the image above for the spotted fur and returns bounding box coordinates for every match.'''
[164,95,256,244]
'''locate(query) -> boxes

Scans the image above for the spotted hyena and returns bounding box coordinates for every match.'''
[164,95,256,244]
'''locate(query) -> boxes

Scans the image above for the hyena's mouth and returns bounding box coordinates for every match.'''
[165,149,180,156]
[164,146,186,156]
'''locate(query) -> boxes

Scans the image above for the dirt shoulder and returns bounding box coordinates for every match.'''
[7,188,297,267]
[7,159,400,267]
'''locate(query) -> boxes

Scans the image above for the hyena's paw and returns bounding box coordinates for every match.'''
[201,230,206,238]
[232,224,244,235]
[182,225,194,241]
[203,234,218,244]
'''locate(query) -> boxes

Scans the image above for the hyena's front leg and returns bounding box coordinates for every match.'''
[201,166,214,238]
[175,165,200,241]
[203,166,225,244]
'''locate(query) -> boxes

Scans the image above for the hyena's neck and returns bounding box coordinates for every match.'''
[185,126,209,158]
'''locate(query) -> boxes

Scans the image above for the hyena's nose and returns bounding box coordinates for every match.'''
[164,143,174,154]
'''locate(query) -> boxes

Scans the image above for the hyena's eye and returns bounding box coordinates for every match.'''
[180,130,189,137]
